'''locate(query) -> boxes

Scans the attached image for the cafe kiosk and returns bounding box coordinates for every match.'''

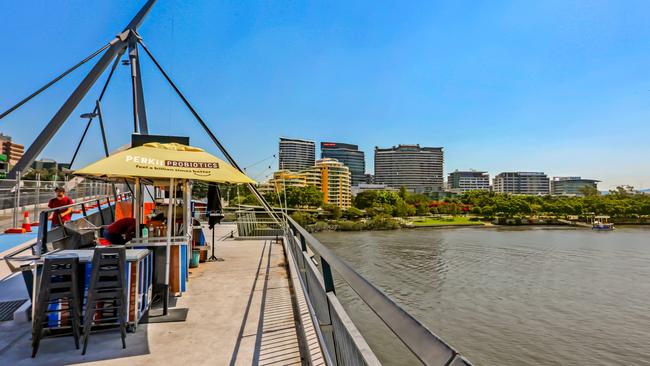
[74,142,255,316]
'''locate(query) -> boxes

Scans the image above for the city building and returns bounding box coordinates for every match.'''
[260,159,352,208]
[57,162,72,171]
[0,133,24,167]
[302,159,351,208]
[257,170,307,195]
[0,154,7,178]
[447,170,490,193]
[551,177,599,196]
[351,183,397,196]
[278,137,315,172]
[32,158,58,171]
[320,142,365,186]
[493,172,550,195]
[364,174,375,184]
[374,144,444,193]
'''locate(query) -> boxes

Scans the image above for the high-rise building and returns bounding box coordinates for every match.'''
[493,172,550,195]
[551,177,599,196]
[320,142,365,186]
[302,159,352,208]
[279,137,315,172]
[0,133,24,167]
[447,170,490,193]
[260,159,352,208]
[374,144,444,193]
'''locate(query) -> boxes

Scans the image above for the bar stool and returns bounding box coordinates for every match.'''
[81,247,127,355]
[32,255,82,357]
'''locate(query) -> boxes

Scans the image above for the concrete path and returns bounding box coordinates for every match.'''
[0,224,308,365]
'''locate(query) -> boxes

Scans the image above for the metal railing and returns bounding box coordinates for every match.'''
[3,192,133,275]
[0,175,125,230]
[235,208,284,237]
[280,213,472,366]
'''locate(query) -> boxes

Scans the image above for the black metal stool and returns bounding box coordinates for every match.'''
[32,255,82,357]
[81,246,127,355]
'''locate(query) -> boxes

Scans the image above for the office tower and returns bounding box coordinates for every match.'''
[320,142,365,187]
[374,144,444,193]
[279,137,315,172]
[551,177,599,196]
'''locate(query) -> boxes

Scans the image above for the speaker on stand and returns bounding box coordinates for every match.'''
[207,183,225,261]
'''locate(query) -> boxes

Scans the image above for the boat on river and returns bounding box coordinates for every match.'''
[592,215,615,230]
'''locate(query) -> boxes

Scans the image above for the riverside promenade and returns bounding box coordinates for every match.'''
[0,223,321,365]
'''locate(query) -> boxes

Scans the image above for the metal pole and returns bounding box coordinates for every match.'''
[12,171,21,228]
[164,178,174,315]
[96,100,110,157]
[134,177,141,237]
[34,173,41,222]
[129,41,139,134]
[128,36,148,134]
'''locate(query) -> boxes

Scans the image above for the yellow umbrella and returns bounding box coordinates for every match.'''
[74,142,255,184]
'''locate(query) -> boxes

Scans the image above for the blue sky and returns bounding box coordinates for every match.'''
[1,0,649,189]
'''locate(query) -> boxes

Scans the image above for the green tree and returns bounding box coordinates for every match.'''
[324,204,342,220]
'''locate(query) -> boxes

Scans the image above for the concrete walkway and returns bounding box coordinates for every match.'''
[0,224,310,365]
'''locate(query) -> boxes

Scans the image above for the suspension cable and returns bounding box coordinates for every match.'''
[136,35,282,224]
[0,42,113,121]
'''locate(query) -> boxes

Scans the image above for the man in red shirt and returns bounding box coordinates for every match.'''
[103,217,136,245]
[48,187,74,227]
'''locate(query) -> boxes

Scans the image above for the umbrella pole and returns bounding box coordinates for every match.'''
[164,178,174,316]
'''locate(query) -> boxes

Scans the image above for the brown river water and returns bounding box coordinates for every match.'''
[315,226,650,366]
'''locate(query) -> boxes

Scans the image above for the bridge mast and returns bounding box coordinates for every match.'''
[5,0,156,179]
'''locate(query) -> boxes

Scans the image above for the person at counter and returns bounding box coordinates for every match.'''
[103,217,136,245]
[48,187,74,227]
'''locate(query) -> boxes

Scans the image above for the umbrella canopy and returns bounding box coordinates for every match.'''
[74,142,255,184]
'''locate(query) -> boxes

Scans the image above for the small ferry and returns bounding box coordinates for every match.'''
[592,215,615,231]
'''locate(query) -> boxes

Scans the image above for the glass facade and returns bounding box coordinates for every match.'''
[321,142,365,187]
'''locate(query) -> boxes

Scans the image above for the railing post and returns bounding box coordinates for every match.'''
[37,210,49,255]
[300,232,307,252]
[13,171,21,229]
[97,199,105,225]
[34,173,41,222]
[107,197,115,222]
[321,258,336,294]
[81,203,88,219]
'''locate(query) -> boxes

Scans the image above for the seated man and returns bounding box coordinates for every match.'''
[103,217,136,245]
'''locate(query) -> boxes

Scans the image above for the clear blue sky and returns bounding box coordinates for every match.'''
[1,0,649,189]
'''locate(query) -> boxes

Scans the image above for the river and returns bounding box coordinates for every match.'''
[315,226,650,366]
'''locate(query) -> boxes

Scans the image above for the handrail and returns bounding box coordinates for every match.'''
[3,192,133,275]
[283,230,336,366]
[36,192,132,255]
[284,213,471,366]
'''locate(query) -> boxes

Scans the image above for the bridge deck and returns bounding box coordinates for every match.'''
[0,224,312,365]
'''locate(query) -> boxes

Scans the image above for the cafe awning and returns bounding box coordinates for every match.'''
[74,142,255,184]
